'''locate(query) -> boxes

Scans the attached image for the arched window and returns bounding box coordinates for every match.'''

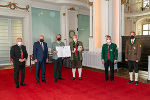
[143,24,150,35]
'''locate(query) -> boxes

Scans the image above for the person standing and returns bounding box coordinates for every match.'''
[33,35,48,84]
[101,35,118,81]
[51,34,65,83]
[10,38,28,88]
[125,32,142,85]
[70,34,84,80]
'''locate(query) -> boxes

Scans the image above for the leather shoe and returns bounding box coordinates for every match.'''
[20,83,27,86]
[128,80,133,84]
[79,77,82,80]
[16,85,19,88]
[58,78,65,80]
[111,80,114,82]
[72,77,75,80]
[36,81,40,84]
[135,81,139,85]
[42,80,47,83]
[55,79,57,83]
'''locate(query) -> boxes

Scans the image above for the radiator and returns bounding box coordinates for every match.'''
[82,51,117,70]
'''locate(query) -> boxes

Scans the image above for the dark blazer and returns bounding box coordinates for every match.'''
[10,45,28,65]
[33,41,48,61]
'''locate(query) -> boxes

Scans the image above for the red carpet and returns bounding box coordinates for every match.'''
[0,64,150,100]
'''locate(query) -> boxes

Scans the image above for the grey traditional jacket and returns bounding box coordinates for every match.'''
[51,41,65,60]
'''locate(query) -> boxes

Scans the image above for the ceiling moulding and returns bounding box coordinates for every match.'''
[31,0,89,8]
[0,2,29,11]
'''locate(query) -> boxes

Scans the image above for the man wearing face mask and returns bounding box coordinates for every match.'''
[125,32,141,85]
[33,35,48,84]
[10,38,28,88]
[101,35,118,82]
[51,34,65,83]
[69,34,84,80]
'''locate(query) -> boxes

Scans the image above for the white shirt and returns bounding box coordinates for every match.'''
[131,38,135,44]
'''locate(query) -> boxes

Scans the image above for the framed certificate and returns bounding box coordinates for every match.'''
[56,46,71,57]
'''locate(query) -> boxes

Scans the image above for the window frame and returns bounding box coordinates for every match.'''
[142,23,150,35]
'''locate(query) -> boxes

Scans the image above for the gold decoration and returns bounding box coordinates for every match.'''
[0,2,29,11]
[105,35,110,38]
[68,7,75,11]
[89,2,93,6]
[140,44,142,48]
[121,0,125,5]
[63,13,66,16]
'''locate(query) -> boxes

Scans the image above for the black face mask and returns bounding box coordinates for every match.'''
[130,36,135,39]
[40,39,44,42]
[57,38,61,41]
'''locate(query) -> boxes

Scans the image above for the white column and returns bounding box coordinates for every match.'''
[108,0,113,36]
[102,0,109,44]
[89,2,94,52]
[90,2,93,37]
[148,56,150,80]
[60,7,67,45]
[105,0,109,35]
[118,4,125,62]
[23,13,32,66]
[65,9,69,45]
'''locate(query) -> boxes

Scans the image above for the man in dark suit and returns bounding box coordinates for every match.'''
[10,38,28,88]
[33,35,48,84]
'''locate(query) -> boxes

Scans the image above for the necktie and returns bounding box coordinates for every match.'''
[75,44,78,57]
[131,40,133,44]
[108,46,110,60]
[20,47,23,59]
[41,42,43,50]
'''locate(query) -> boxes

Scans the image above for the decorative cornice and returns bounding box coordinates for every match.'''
[68,7,76,11]
[0,2,29,12]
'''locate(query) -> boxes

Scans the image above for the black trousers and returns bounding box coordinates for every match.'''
[104,60,114,80]
[53,58,63,80]
[128,60,138,73]
[14,63,25,86]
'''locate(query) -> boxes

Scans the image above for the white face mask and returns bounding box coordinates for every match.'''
[73,38,77,42]
[17,42,22,46]
[107,40,111,43]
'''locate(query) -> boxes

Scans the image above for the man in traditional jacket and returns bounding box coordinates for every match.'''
[70,34,84,80]
[101,35,118,81]
[125,32,142,85]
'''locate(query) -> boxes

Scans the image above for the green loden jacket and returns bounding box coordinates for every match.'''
[101,43,118,62]
[69,41,84,61]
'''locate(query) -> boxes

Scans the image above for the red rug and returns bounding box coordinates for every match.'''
[0,64,150,100]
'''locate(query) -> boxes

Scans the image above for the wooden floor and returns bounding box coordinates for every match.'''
[84,66,150,84]
[0,65,150,84]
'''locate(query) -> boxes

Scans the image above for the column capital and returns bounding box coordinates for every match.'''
[89,2,93,6]
[121,0,125,5]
